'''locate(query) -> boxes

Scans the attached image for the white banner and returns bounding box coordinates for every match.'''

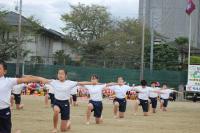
[186,65,200,92]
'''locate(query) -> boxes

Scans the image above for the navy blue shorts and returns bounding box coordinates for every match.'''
[149,97,158,108]
[113,98,127,112]
[160,98,169,107]
[54,99,70,120]
[71,94,77,102]
[139,99,149,112]
[12,94,21,105]
[0,108,12,133]
[48,93,55,106]
[89,100,103,118]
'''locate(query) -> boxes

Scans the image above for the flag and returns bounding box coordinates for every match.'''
[186,0,196,15]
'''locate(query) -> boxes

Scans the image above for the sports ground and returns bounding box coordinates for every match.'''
[12,96,200,133]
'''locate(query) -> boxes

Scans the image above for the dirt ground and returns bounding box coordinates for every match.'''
[12,96,200,133]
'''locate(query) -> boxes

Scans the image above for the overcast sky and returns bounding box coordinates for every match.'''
[0,0,139,33]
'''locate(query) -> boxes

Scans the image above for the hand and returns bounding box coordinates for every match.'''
[92,81,98,85]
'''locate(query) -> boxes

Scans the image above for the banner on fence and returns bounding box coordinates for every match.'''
[186,65,200,92]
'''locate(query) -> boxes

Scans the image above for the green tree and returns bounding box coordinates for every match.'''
[175,37,188,64]
[145,44,179,70]
[61,3,111,54]
[53,50,72,65]
[61,4,151,68]
[91,18,150,68]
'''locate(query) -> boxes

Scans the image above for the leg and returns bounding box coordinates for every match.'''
[94,102,103,124]
[15,95,23,110]
[142,100,149,116]
[143,112,148,116]
[60,120,71,132]
[52,106,60,133]
[133,100,139,115]
[160,100,164,110]
[45,94,49,107]
[16,104,24,110]
[86,103,93,124]
[162,99,168,112]
[118,99,126,118]
[113,102,119,118]
[151,98,157,113]
[10,95,14,110]
[118,112,125,118]
[72,95,78,106]
[95,117,103,124]
[73,101,78,106]
[152,108,156,113]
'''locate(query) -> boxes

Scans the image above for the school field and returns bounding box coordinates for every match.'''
[12,96,200,133]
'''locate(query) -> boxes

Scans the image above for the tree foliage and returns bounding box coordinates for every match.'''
[145,44,179,70]
[62,4,151,68]
[53,50,72,65]
[62,3,111,42]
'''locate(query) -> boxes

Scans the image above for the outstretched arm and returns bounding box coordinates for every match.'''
[106,82,119,87]
[77,81,96,86]
[17,75,50,84]
[170,89,182,94]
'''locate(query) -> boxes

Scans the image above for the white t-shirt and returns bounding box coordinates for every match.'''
[110,85,132,99]
[70,86,79,95]
[134,86,150,100]
[160,89,174,99]
[149,87,160,98]
[0,77,17,109]
[49,80,78,100]
[45,84,54,94]
[12,83,25,94]
[84,84,106,101]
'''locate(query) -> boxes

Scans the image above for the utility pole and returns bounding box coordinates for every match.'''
[16,0,22,75]
[140,0,146,80]
[150,9,154,71]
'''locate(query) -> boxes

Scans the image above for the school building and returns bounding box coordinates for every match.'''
[1,11,78,64]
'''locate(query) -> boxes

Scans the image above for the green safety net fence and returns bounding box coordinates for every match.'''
[6,63,187,87]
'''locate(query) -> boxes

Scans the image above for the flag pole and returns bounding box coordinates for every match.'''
[188,14,192,77]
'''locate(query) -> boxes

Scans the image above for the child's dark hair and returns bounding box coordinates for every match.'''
[91,74,99,80]
[0,60,7,70]
[151,81,156,85]
[57,68,67,74]
[162,83,167,86]
[141,80,147,86]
